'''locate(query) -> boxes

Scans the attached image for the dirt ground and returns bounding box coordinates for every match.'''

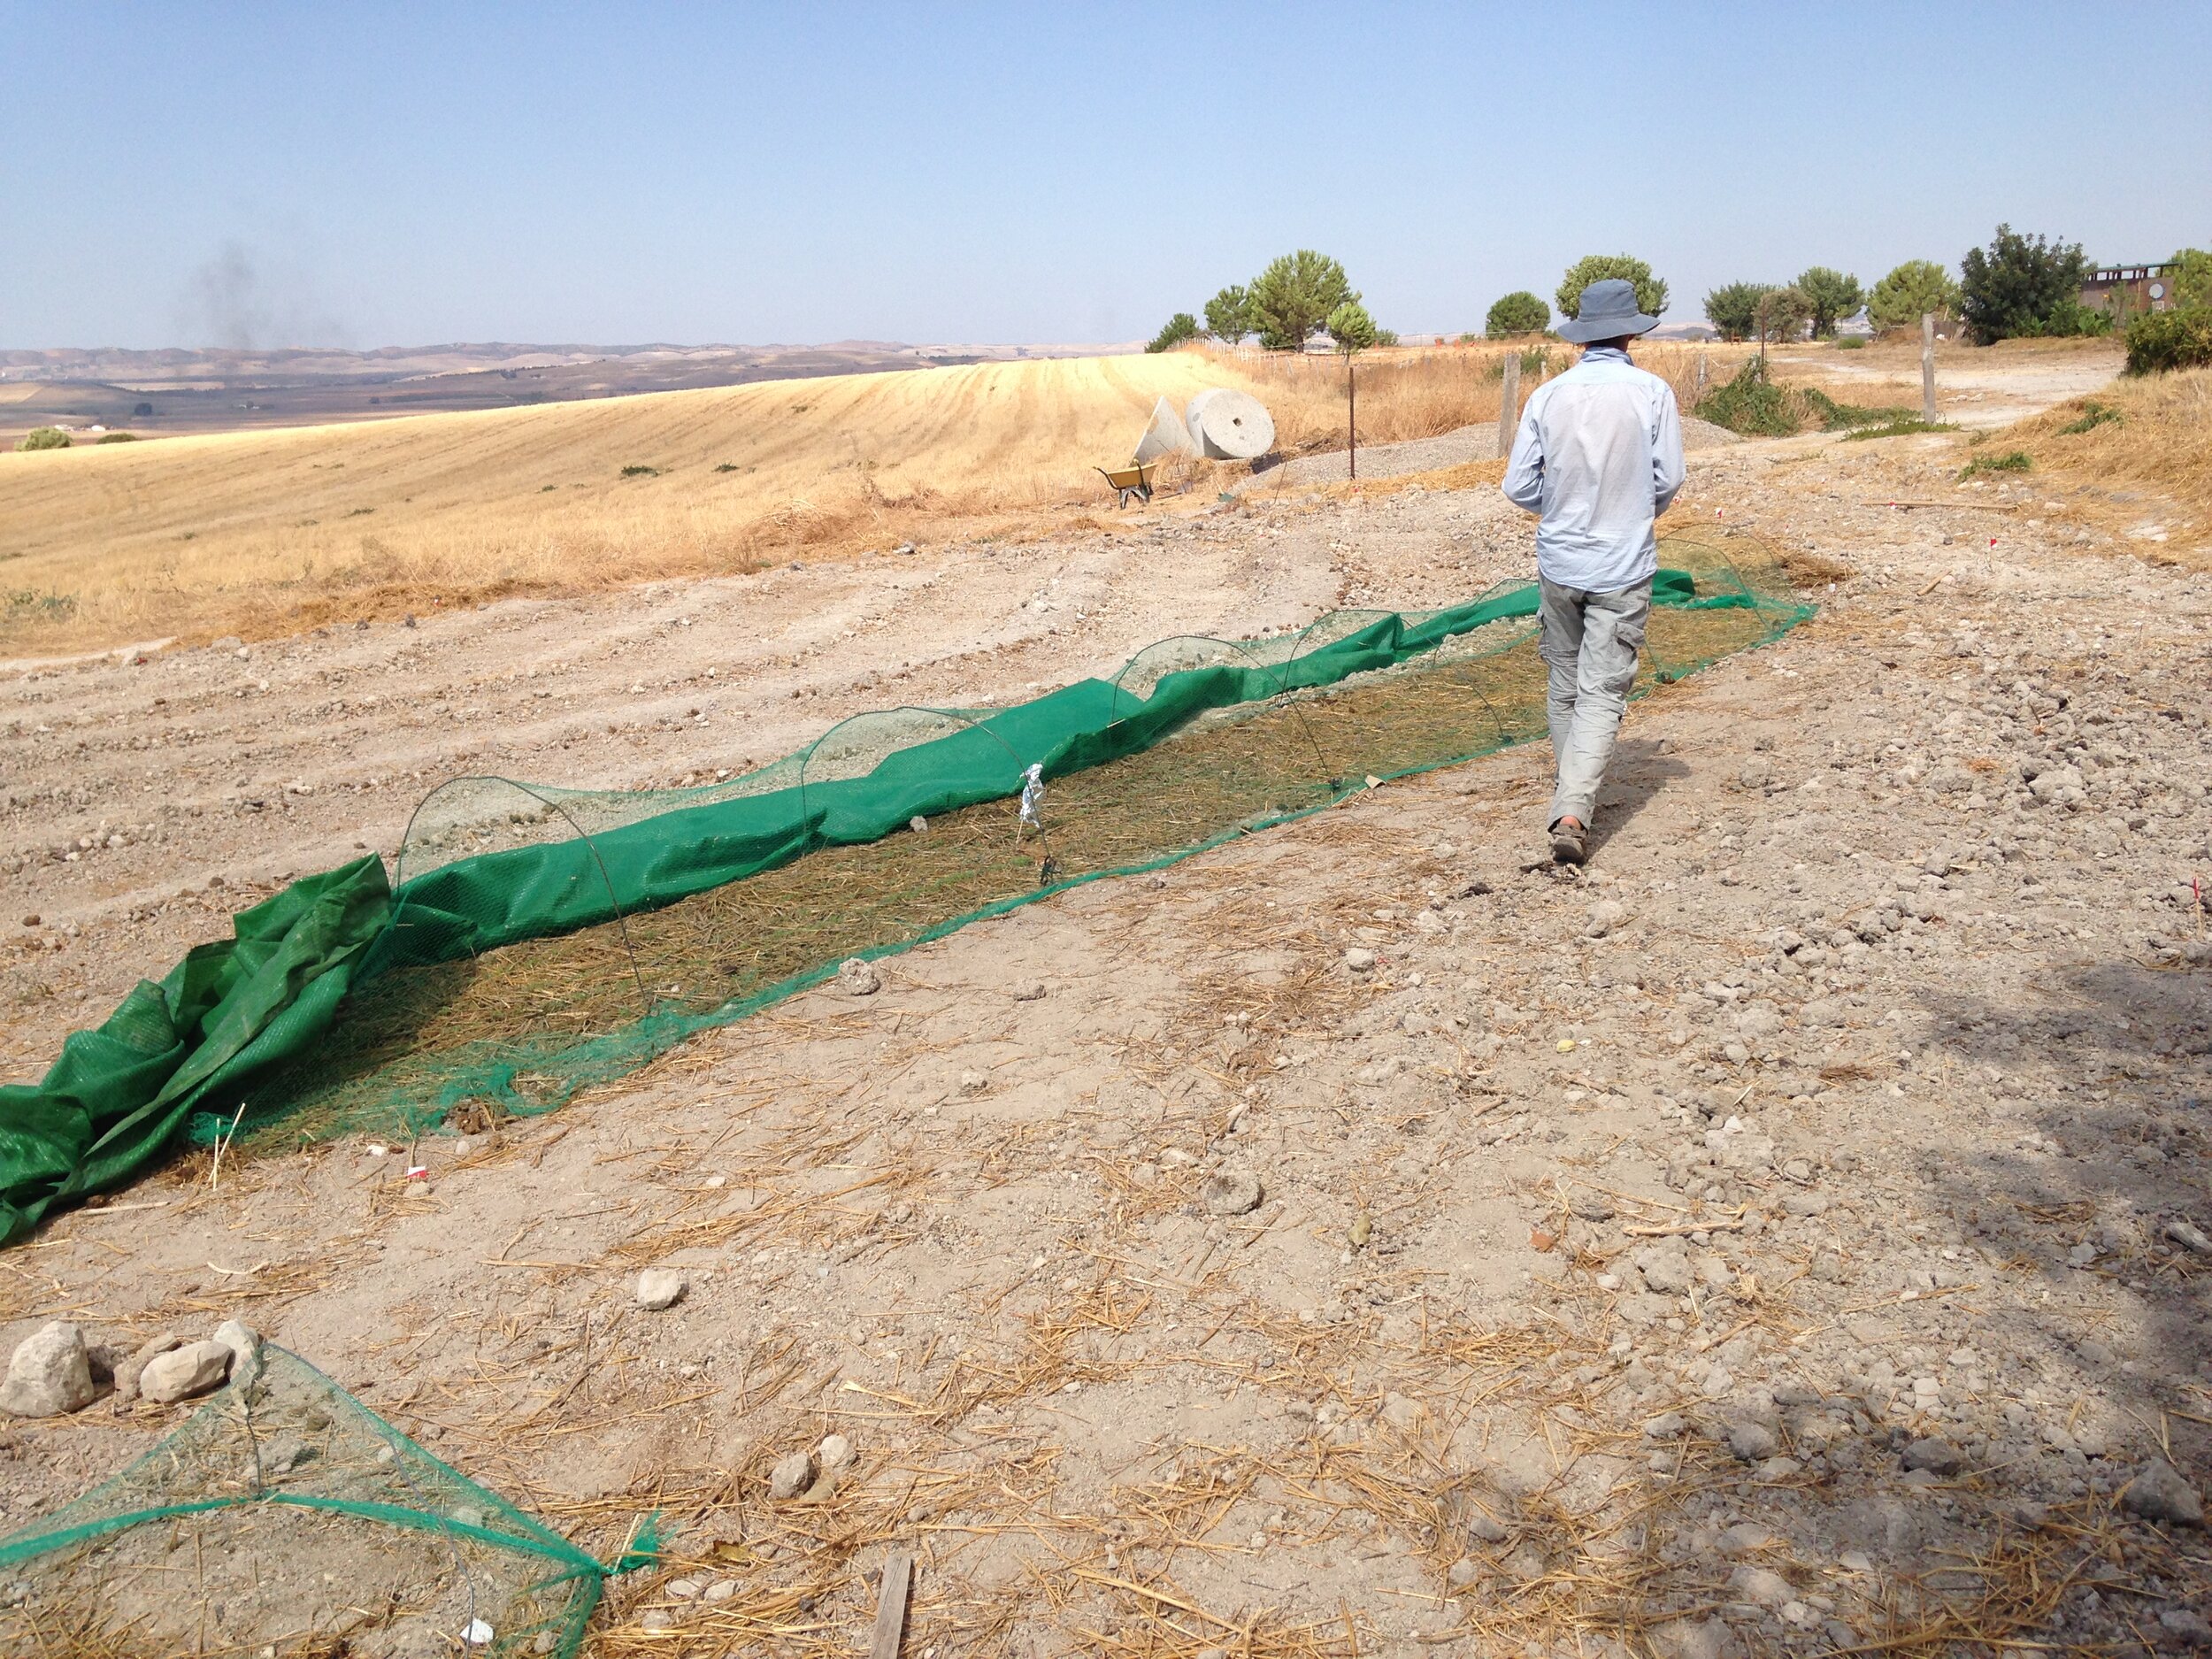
[5,346,2212,1658]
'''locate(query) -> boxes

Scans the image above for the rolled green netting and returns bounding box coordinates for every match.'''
[0,536,1814,1240]
[0,1344,655,1658]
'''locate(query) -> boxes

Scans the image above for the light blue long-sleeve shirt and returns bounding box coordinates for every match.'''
[1501,345,1686,592]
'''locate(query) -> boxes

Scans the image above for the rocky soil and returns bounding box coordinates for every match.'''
[3,378,2211,1657]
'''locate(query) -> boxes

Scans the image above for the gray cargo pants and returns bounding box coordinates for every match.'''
[1538,575,1652,831]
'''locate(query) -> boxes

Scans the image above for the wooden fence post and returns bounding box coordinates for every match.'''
[1496,351,1521,458]
[1921,312,1938,423]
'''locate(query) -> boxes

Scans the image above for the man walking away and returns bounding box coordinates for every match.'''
[1501,278,1685,865]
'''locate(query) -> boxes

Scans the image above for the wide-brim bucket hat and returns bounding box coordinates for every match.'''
[1558,277,1660,343]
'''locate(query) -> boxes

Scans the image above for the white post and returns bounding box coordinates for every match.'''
[1921,312,1938,423]
[1496,351,1521,458]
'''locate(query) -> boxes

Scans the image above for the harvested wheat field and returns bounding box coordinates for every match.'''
[0,343,1760,657]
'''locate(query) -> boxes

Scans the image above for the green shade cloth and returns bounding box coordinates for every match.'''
[0,571,1787,1244]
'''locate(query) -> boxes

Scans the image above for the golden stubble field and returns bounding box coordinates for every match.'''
[0,342,1738,654]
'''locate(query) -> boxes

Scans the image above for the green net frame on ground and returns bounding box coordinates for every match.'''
[0,534,1813,1240]
[0,1342,655,1657]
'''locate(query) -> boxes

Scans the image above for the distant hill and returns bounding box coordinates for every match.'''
[0,339,1137,440]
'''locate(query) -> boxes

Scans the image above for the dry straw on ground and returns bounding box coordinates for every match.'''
[1999,366,2212,555]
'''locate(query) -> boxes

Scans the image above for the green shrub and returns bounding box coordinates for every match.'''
[1203,286,1253,344]
[1840,418,1953,441]
[1754,285,1812,346]
[1960,450,2032,479]
[1325,300,1377,353]
[1484,290,1550,338]
[1703,282,1770,342]
[1833,336,1866,349]
[1146,311,1201,353]
[1868,259,1962,330]
[5,589,77,618]
[1250,250,1356,350]
[2057,399,2123,434]
[1796,266,1864,338]
[2012,298,2112,338]
[1959,225,2092,343]
[17,426,70,451]
[619,465,660,477]
[1800,386,1919,430]
[2170,250,2212,311]
[96,430,139,443]
[2124,309,2212,373]
[1694,357,1811,436]
[1556,254,1668,323]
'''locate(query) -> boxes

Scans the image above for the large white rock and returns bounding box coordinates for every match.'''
[211,1319,263,1389]
[139,1340,233,1404]
[0,1322,97,1417]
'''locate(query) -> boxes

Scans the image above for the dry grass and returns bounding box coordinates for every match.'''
[1995,366,2212,556]
[0,343,1755,654]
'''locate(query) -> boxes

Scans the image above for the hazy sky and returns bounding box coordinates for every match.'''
[4,1,2205,349]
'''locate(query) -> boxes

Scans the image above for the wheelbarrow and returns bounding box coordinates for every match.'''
[1095,459,1163,509]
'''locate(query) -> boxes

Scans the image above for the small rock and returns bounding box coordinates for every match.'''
[817,1432,856,1472]
[259,1432,310,1477]
[211,1319,262,1389]
[1781,1191,1831,1217]
[2157,1609,2212,1650]
[0,1323,97,1417]
[2165,1219,2212,1256]
[1446,1556,1481,1589]
[1716,1523,1774,1557]
[836,957,880,996]
[1902,1438,1965,1477]
[1727,1564,1793,1609]
[1650,1616,1732,1659]
[635,1270,687,1311]
[1725,1417,1781,1463]
[665,1578,703,1599]
[139,1340,232,1404]
[111,1333,181,1405]
[1466,1509,1509,1541]
[1202,1165,1263,1217]
[1345,947,1377,973]
[703,1581,737,1602]
[1637,1244,1693,1295]
[957,1070,987,1096]
[769,1450,817,1501]
[1010,979,1047,1002]
[2122,1460,2204,1526]
[1585,900,1627,939]
[1642,1411,1686,1439]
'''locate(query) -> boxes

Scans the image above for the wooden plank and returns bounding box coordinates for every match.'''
[870,1547,913,1659]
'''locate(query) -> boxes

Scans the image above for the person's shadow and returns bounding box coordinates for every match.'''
[1588,735,1688,857]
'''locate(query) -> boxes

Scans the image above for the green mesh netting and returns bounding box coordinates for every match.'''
[0,535,1813,1239]
[0,1343,649,1658]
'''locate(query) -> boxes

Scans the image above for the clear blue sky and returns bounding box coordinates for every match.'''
[4,1,2205,349]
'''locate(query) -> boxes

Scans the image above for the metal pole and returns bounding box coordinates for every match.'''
[1921,312,1938,423]
[1347,353,1357,482]
[1496,350,1521,459]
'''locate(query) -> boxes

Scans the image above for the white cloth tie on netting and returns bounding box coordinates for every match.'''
[1018,763,1046,828]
